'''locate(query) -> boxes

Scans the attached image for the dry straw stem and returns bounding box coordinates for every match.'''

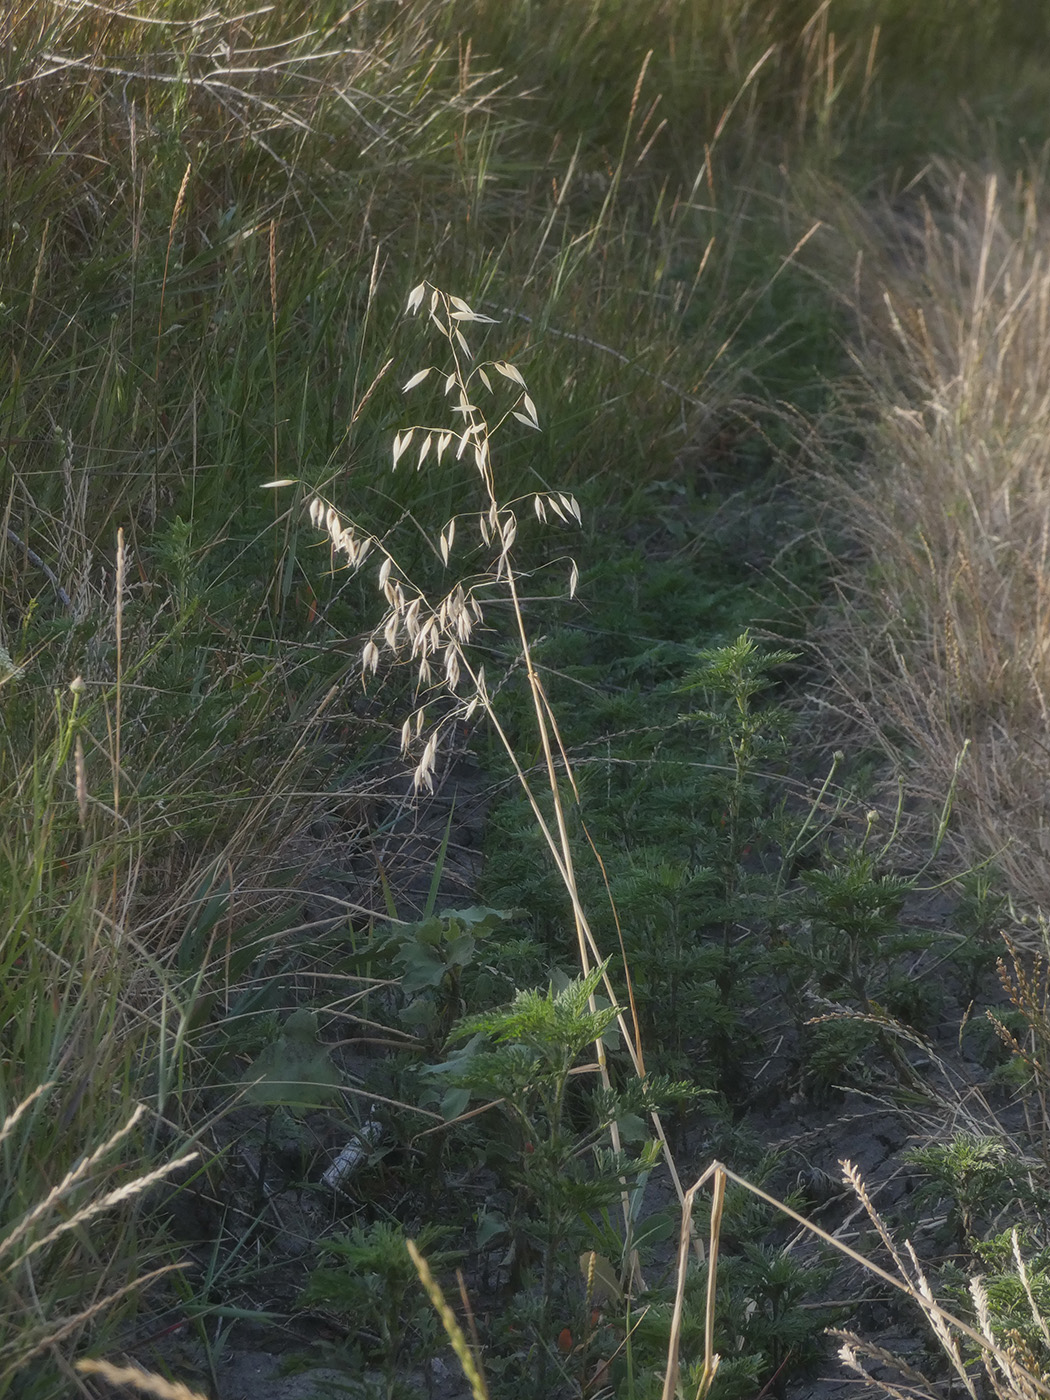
[824,159,1050,912]
[659,1159,1050,1400]
[299,283,694,1235]
[0,1081,53,1151]
[662,1164,725,1400]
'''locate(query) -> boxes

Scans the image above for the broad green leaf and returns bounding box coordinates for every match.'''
[241,1009,343,1109]
[440,1085,472,1121]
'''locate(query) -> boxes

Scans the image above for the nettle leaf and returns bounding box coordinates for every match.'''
[176,864,232,973]
[631,1208,677,1253]
[423,1033,485,1078]
[445,932,476,969]
[440,1085,472,1121]
[476,1207,509,1251]
[400,997,437,1031]
[411,916,446,947]
[397,941,447,994]
[616,1112,648,1143]
[434,906,517,938]
[240,1009,343,1109]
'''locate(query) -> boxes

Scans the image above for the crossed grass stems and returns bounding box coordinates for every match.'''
[268,283,1050,1400]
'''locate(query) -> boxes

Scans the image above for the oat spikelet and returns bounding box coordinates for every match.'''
[268,216,278,332]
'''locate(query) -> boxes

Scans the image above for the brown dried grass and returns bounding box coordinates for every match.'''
[823,158,1050,911]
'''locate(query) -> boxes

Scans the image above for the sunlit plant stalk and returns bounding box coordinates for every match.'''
[267,281,690,1247]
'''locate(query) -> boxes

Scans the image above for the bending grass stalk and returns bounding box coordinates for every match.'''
[110,525,126,932]
[436,486,696,1267]
[0,1081,53,1149]
[466,657,695,1246]
[407,1238,490,1400]
[4,527,71,609]
[483,444,690,1235]
[0,1096,198,1387]
[1,1104,146,1263]
[297,283,694,1246]
[473,641,669,1282]
[75,1358,208,1400]
[662,1164,727,1400]
[456,556,697,1257]
[699,1167,726,1400]
[3,1148,198,1270]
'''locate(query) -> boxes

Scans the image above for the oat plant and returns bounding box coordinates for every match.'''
[268,281,689,1241]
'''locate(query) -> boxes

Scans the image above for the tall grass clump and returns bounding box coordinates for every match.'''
[823,161,1050,911]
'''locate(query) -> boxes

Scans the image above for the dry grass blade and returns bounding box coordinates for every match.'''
[0,1264,185,1386]
[0,1105,148,1264]
[696,1164,725,1400]
[75,1358,208,1400]
[0,1083,54,1151]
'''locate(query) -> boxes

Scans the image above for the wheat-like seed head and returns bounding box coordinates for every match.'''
[76,1358,207,1400]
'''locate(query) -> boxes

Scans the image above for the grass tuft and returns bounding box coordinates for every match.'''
[823,160,1050,910]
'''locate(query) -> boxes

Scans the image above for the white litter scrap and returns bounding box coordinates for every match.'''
[321,1113,384,1192]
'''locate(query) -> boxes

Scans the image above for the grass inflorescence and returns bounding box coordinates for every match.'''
[6,2,1050,1397]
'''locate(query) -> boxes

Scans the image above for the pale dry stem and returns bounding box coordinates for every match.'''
[303,283,691,1272]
